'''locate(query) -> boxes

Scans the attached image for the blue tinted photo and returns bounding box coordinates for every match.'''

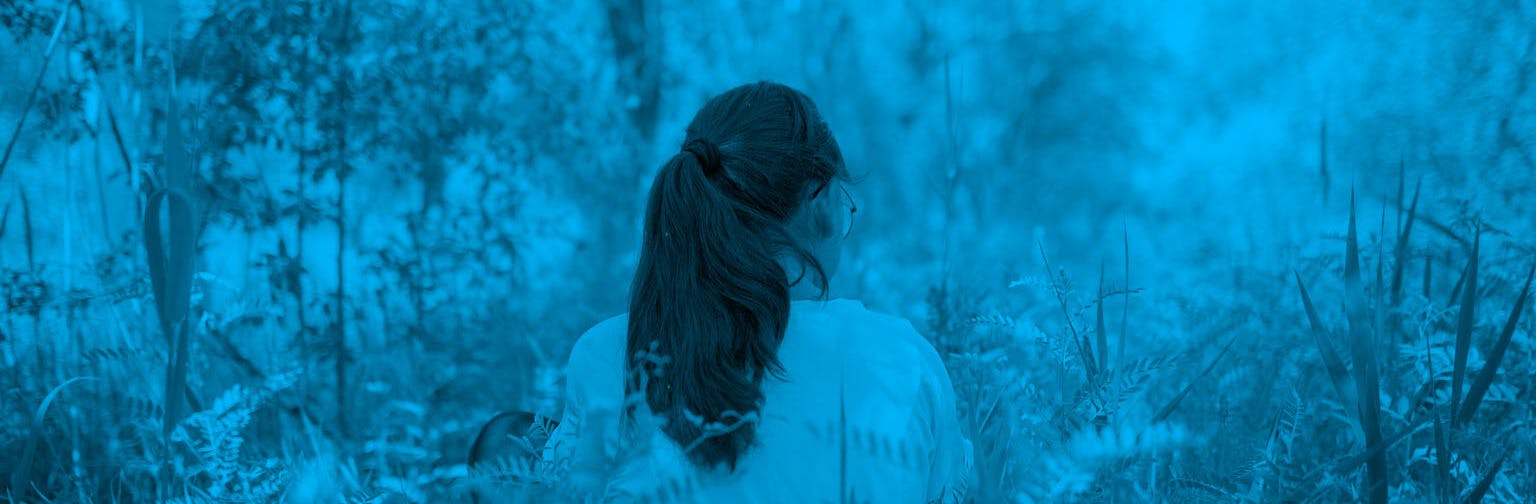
[1,1,1532,502]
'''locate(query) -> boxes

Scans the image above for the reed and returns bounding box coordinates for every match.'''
[1456,262,1533,423]
[1426,328,1453,503]
[1096,262,1107,374]
[1292,191,1388,504]
[1390,166,1421,314]
[1317,117,1329,200]
[1119,225,1129,370]
[144,186,196,436]
[20,189,33,272]
[1450,229,1479,426]
[1342,191,1386,504]
[143,90,198,441]
[1463,450,1509,504]
[1294,272,1357,415]
[0,200,9,242]
[0,2,69,183]
[1151,333,1238,424]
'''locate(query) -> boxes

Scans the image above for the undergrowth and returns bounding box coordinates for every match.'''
[2,0,1533,503]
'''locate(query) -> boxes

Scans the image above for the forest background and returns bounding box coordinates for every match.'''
[2,0,1535,502]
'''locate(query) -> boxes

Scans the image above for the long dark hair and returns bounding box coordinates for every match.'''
[626,82,847,470]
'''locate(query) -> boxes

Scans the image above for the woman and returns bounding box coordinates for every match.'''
[546,82,972,503]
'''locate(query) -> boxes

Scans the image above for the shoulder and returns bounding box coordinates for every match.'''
[830,299,944,366]
[570,313,628,362]
[817,299,952,395]
[564,314,629,390]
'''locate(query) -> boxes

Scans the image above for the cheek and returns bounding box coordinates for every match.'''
[813,200,841,238]
[814,210,836,237]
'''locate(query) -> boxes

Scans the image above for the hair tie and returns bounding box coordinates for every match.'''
[683,138,723,176]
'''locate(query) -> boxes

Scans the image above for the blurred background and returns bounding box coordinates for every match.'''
[1,0,1533,501]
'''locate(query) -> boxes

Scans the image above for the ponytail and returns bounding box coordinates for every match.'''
[625,82,843,470]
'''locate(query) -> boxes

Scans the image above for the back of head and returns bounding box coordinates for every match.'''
[626,81,847,470]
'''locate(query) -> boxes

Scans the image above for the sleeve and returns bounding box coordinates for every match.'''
[920,337,973,504]
[543,323,625,495]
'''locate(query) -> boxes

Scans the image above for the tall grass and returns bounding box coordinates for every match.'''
[19,190,34,273]
[1343,191,1387,504]
[0,3,68,183]
[1457,262,1533,423]
[1289,173,1529,503]
[1449,229,1478,428]
[4,2,1534,502]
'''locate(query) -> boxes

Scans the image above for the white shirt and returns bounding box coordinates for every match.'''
[545,298,973,503]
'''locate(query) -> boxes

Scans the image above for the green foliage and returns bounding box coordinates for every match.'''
[144,186,197,435]
[167,370,300,501]
[2,0,1535,502]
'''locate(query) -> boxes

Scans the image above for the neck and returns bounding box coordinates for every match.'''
[789,277,824,301]
[780,257,827,301]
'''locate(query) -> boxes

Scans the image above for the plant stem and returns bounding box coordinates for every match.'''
[333,0,356,438]
[0,2,69,183]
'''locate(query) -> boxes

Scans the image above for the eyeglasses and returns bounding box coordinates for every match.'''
[810,182,857,239]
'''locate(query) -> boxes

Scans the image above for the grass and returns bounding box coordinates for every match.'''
[1450,229,1479,428]
[4,140,1533,504]
[0,1,68,184]
[1280,172,1532,503]
[1457,261,1534,424]
[2,2,1533,503]
[19,189,33,272]
[1343,190,1388,504]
